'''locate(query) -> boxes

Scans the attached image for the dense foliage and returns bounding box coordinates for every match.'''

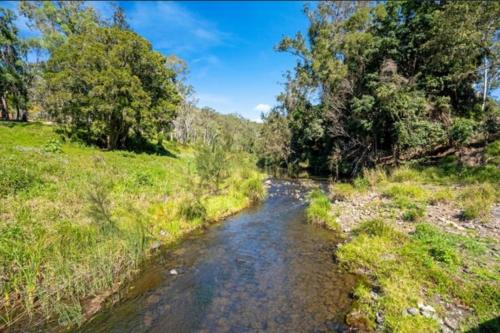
[44,27,180,149]
[2,1,260,152]
[260,1,500,176]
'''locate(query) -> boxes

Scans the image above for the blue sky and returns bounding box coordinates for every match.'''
[5,0,309,121]
[112,1,309,121]
[118,1,309,122]
[4,1,498,120]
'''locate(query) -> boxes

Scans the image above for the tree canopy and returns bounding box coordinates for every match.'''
[44,27,180,149]
[260,0,500,176]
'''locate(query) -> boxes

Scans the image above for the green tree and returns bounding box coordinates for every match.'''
[0,8,28,121]
[270,1,500,176]
[44,27,181,149]
[195,140,229,193]
[110,3,130,31]
[19,0,100,53]
[258,106,292,168]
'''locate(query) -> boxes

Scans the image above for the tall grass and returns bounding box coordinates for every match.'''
[306,189,339,231]
[0,122,265,330]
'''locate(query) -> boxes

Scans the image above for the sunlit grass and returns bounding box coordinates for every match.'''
[0,122,265,330]
[333,140,500,332]
[306,189,339,231]
[337,220,498,332]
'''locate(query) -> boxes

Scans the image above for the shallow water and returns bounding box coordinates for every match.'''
[79,180,356,333]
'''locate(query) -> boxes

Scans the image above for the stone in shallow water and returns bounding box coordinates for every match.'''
[169,269,178,275]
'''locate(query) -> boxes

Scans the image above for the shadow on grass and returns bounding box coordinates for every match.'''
[125,139,177,158]
[1,121,178,158]
[0,120,40,128]
[416,155,499,184]
[465,317,500,333]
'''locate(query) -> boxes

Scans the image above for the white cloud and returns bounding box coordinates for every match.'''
[254,104,272,113]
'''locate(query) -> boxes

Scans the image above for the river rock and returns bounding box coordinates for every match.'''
[169,269,178,275]
[444,317,458,330]
[419,304,436,313]
[406,307,419,316]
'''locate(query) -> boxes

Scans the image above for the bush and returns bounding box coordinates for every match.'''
[484,140,500,165]
[450,117,477,146]
[241,177,265,203]
[43,139,63,153]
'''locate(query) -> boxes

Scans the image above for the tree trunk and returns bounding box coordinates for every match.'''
[1,93,9,120]
[481,56,488,112]
[15,103,20,121]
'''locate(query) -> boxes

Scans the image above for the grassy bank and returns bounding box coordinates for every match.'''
[306,142,499,332]
[0,122,265,331]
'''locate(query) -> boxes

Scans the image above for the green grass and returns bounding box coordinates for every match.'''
[334,141,500,332]
[0,122,265,330]
[337,220,499,333]
[330,182,358,201]
[458,183,496,221]
[306,189,339,231]
[383,183,430,209]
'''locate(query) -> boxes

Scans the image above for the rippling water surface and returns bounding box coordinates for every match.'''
[79,180,356,333]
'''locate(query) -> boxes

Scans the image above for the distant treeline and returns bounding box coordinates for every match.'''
[172,104,260,153]
[259,1,500,176]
